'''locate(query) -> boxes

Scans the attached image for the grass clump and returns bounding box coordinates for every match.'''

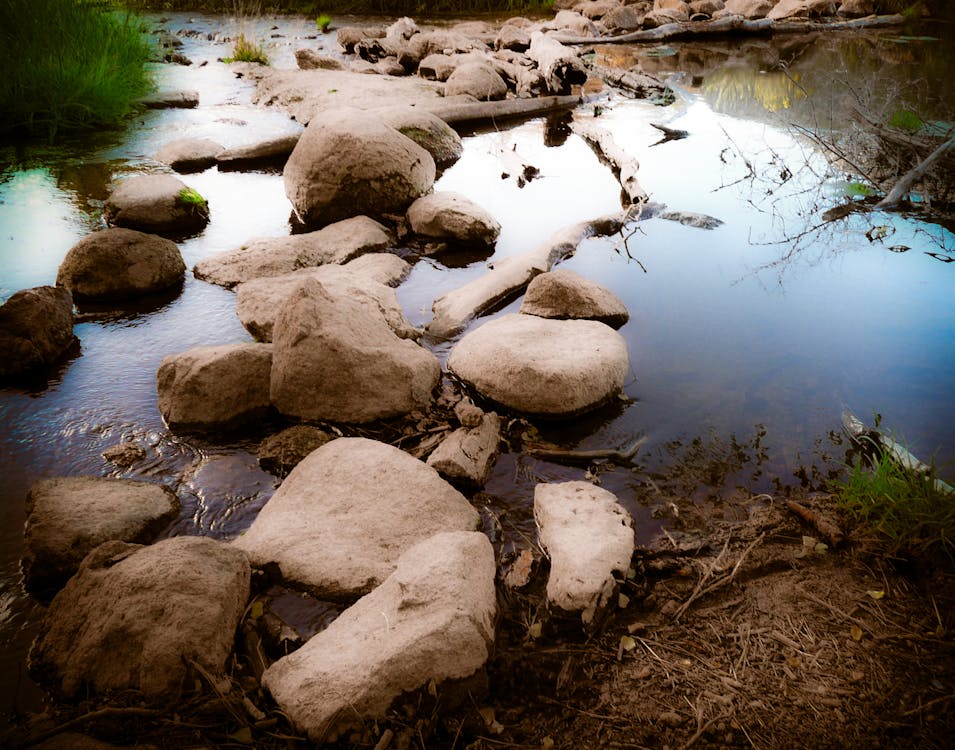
[0,0,155,140]
[223,33,269,64]
[316,13,331,32]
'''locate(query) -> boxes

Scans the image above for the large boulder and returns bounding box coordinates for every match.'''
[444,62,508,101]
[284,108,435,228]
[22,477,180,597]
[233,438,481,598]
[263,531,495,741]
[447,313,629,417]
[29,536,250,701]
[270,278,439,423]
[104,174,209,236]
[155,137,224,173]
[535,481,635,625]
[0,286,75,378]
[235,264,417,343]
[407,191,501,248]
[156,343,273,431]
[193,215,393,288]
[56,228,185,302]
[376,106,464,169]
[519,268,629,328]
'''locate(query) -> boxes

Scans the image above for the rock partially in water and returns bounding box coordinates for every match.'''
[447,313,629,417]
[407,191,501,248]
[270,278,439,423]
[284,107,435,228]
[0,286,76,378]
[22,477,180,598]
[139,89,199,109]
[101,441,147,468]
[56,227,185,302]
[104,175,209,237]
[377,106,464,169]
[155,137,224,173]
[519,268,629,328]
[263,530,495,742]
[445,62,508,101]
[342,252,411,287]
[157,343,273,432]
[258,425,335,478]
[234,438,481,598]
[30,536,250,701]
[216,132,302,171]
[426,411,502,488]
[534,480,635,625]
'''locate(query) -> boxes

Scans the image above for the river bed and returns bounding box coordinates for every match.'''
[1,11,953,719]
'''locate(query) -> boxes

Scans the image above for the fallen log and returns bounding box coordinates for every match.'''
[875,136,955,210]
[527,31,589,94]
[553,14,905,45]
[422,94,581,127]
[589,63,671,101]
[571,121,647,205]
[526,436,648,466]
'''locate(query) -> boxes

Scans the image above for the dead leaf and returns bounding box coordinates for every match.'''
[866,590,885,600]
[229,727,253,745]
[479,707,504,735]
[528,621,542,639]
[850,625,863,642]
[618,592,630,609]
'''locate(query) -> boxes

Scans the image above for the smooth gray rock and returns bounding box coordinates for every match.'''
[269,278,439,423]
[56,228,185,302]
[447,313,629,417]
[155,137,224,173]
[30,536,250,701]
[519,268,629,328]
[0,286,75,377]
[22,477,180,597]
[534,480,635,624]
[234,438,481,598]
[407,191,501,248]
[156,343,273,431]
[105,175,209,236]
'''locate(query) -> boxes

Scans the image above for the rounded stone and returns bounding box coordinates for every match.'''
[105,174,209,236]
[0,286,76,377]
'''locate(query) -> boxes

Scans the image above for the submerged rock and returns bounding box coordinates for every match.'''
[262,531,496,741]
[448,313,629,417]
[0,286,76,378]
[257,425,335,477]
[534,481,635,625]
[233,438,481,598]
[30,536,250,701]
[519,268,629,328]
[105,174,209,237]
[22,477,180,597]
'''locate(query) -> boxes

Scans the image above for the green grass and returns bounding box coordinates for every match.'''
[888,107,924,133]
[0,0,155,140]
[831,450,955,560]
[316,12,331,32]
[223,33,269,64]
[176,186,209,213]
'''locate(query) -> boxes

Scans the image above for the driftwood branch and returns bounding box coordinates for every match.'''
[784,500,845,548]
[526,436,648,465]
[875,136,955,210]
[553,14,905,45]
[527,31,588,94]
[572,121,647,204]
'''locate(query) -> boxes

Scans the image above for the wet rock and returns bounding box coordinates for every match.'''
[519,268,629,328]
[139,89,199,109]
[376,106,463,169]
[427,412,502,487]
[234,438,480,598]
[104,174,209,237]
[269,278,439,423]
[447,313,629,417]
[236,264,417,343]
[216,132,302,171]
[714,0,775,19]
[294,48,343,70]
[30,537,250,701]
[342,252,411,287]
[284,107,435,228]
[22,477,180,597]
[444,62,508,101]
[101,441,147,467]
[56,228,185,302]
[407,191,501,248]
[0,286,76,378]
[534,481,635,624]
[155,137,224,173]
[263,530,495,742]
[156,343,273,431]
[193,215,393,288]
[258,425,334,477]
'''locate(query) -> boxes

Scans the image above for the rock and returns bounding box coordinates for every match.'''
[447,313,629,417]
[837,0,874,16]
[643,6,690,26]
[193,215,393,288]
[235,264,417,343]
[689,0,725,15]
[104,175,209,237]
[444,62,508,101]
[262,531,495,741]
[398,29,486,69]
[454,398,485,428]
[495,24,531,52]
[519,268,629,328]
[427,412,502,487]
[22,477,180,597]
[233,439,480,598]
[579,0,621,19]
[337,25,386,54]
[101,441,147,467]
[713,0,776,19]
[407,191,501,248]
[216,133,302,171]
[270,278,440,423]
[342,252,411,287]
[139,89,199,109]
[155,137,224,173]
[0,286,76,378]
[29,536,250,701]
[156,343,273,431]
[375,57,407,76]
[257,425,334,477]
[534,481,635,624]
[550,10,601,35]
[659,210,725,230]
[376,106,463,169]
[603,5,646,31]
[56,228,185,302]
[294,48,343,70]
[29,733,126,750]
[284,107,435,228]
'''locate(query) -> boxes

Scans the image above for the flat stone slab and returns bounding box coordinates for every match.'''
[447,313,629,417]
[216,132,303,171]
[262,531,496,741]
[233,438,480,599]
